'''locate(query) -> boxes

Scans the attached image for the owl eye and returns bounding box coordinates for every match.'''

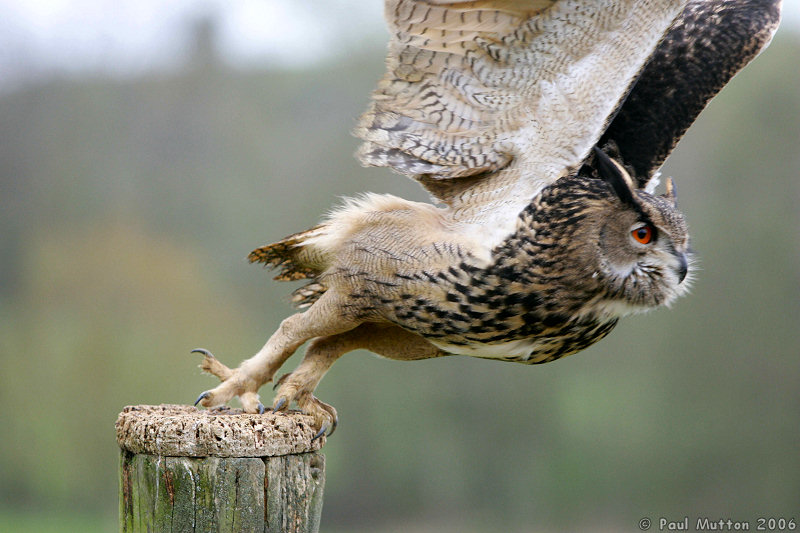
[631,224,655,245]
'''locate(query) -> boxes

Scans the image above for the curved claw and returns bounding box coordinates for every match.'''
[191,348,215,359]
[273,397,288,412]
[194,391,211,407]
[312,425,327,441]
[311,418,337,441]
[315,401,338,437]
[257,402,266,414]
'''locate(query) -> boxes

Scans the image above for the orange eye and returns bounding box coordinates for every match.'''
[632,224,654,245]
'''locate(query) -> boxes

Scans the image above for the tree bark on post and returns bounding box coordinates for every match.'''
[116,404,326,533]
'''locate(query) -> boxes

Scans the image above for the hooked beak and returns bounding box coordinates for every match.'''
[675,252,689,283]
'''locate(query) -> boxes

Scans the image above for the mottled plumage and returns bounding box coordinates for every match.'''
[193,0,781,437]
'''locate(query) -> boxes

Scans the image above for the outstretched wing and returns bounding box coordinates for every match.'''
[355,0,687,245]
[600,0,782,188]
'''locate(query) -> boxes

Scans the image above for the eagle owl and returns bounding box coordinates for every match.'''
[193,0,781,438]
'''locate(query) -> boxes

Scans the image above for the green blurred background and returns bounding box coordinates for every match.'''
[0,5,798,532]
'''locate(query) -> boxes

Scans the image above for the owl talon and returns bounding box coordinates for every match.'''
[311,414,338,440]
[273,397,288,411]
[191,348,215,359]
[192,348,234,381]
[194,391,211,407]
[192,350,266,411]
[312,424,328,441]
[325,414,338,438]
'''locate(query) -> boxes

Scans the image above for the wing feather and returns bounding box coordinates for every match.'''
[600,0,783,187]
[355,0,688,246]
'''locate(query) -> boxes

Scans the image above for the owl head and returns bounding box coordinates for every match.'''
[582,147,693,314]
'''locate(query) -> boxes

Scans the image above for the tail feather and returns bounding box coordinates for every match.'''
[248,225,325,282]
[249,193,417,307]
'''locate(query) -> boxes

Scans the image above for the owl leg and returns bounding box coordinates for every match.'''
[193,293,359,414]
[273,323,445,438]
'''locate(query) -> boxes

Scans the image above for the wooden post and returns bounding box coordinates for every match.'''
[116,404,326,533]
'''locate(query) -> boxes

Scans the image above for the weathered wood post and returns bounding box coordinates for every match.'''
[116,404,326,532]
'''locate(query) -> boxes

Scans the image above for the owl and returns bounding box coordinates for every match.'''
[193,0,781,438]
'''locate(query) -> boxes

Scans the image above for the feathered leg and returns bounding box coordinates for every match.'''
[273,322,445,437]
[194,292,359,413]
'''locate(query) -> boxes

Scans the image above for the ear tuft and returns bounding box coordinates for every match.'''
[593,146,637,207]
[662,176,678,208]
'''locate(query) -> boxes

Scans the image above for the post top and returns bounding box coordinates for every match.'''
[116,404,324,457]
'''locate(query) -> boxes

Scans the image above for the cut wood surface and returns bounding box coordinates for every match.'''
[116,404,325,457]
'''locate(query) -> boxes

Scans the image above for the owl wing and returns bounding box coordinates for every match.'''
[355,0,688,243]
[599,0,783,188]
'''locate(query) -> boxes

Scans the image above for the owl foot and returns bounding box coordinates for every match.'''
[272,372,338,439]
[191,349,265,414]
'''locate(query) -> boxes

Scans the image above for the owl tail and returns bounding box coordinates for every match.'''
[248,226,329,308]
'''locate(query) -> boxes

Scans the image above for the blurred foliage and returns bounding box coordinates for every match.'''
[0,24,798,533]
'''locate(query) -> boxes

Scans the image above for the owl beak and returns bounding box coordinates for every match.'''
[675,252,689,283]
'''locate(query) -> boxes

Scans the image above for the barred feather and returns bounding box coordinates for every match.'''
[290,282,327,309]
[247,226,325,282]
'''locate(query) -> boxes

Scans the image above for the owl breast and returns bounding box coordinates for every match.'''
[427,316,619,364]
[362,249,623,365]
